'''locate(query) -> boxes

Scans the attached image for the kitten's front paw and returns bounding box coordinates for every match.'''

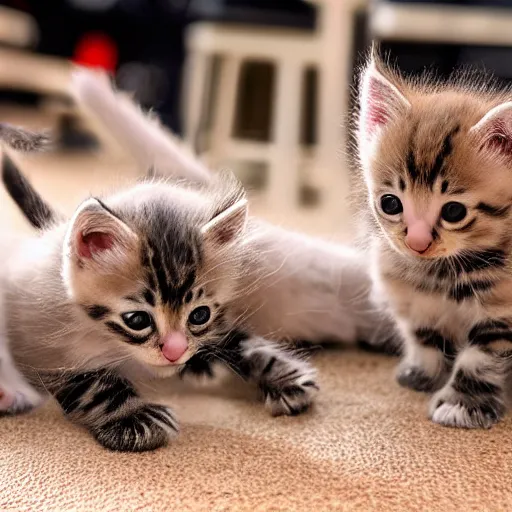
[397,364,442,393]
[0,387,39,416]
[93,404,179,452]
[260,359,319,417]
[429,388,504,429]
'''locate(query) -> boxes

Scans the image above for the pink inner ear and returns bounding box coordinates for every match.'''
[486,133,512,152]
[361,69,408,141]
[77,231,114,259]
[481,120,512,154]
[366,78,389,130]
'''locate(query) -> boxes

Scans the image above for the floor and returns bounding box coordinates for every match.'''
[4,349,512,511]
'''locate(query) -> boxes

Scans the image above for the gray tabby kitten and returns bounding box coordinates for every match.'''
[70,68,398,351]
[1,69,399,449]
[0,141,318,452]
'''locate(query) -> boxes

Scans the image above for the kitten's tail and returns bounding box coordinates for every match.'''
[2,154,58,230]
[0,123,51,153]
[0,122,58,230]
[71,68,212,184]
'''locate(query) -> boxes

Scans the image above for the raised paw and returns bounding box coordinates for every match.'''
[260,357,319,417]
[429,388,505,429]
[397,364,444,393]
[92,404,179,452]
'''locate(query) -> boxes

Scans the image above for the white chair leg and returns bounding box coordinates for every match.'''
[182,49,211,152]
[268,59,303,210]
[208,56,241,168]
[313,2,354,235]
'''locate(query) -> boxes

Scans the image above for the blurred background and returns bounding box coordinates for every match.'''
[1,0,512,239]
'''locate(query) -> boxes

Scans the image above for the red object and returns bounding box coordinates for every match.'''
[73,32,118,72]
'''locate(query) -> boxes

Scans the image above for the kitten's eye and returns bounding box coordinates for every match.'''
[441,202,467,223]
[380,195,403,215]
[188,306,211,326]
[122,311,153,331]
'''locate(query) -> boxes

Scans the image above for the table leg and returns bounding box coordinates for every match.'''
[268,58,303,210]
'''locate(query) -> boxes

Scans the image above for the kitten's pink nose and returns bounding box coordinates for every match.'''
[405,221,433,254]
[161,331,188,363]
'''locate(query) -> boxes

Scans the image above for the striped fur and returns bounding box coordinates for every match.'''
[1,159,319,451]
[357,51,512,428]
[0,70,405,448]
[48,369,178,452]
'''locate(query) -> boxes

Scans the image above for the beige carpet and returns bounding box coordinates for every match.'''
[2,350,512,511]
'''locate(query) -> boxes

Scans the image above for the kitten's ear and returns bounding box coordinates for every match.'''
[64,198,139,270]
[201,198,248,245]
[470,102,512,160]
[359,58,410,146]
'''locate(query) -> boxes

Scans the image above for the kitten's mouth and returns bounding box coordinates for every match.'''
[163,349,193,365]
[152,348,193,367]
[404,242,436,258]
[148,349,193,369]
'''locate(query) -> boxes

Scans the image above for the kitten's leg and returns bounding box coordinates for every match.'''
[396,325,454,392]
[0,342,43,416]
[182,335,318,415]
[430,321,510,428]
[179,351,216,383]
[48,369,178,452]
[238,337,319,416]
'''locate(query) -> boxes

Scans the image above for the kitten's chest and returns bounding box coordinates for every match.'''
[373,255,484,340]
[384,279,478,329]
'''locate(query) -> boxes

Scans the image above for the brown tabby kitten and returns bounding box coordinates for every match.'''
[357,51,512,428]
[0,149,318,451]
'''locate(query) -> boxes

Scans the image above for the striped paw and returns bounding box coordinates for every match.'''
[397,363,444,393]
[92,404,179,452]
[260,358,319,417]
[429,387,505,429]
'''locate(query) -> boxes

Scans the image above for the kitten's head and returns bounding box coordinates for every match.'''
[357,53,512,261]
[62,178,248,376]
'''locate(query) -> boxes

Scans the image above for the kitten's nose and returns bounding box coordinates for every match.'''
[405,221,433,254]
[160,331,188,363]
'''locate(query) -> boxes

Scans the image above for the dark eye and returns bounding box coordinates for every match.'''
[380,194,403,215]
[441,202,467,223]
[122,311,153,331]
[188,306,211,326]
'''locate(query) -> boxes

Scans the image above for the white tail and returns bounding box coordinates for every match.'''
[70,68,212,184]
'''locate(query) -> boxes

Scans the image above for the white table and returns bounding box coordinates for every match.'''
[370,2,512,46]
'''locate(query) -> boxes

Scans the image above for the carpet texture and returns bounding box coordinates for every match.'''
[2,349,511,511]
